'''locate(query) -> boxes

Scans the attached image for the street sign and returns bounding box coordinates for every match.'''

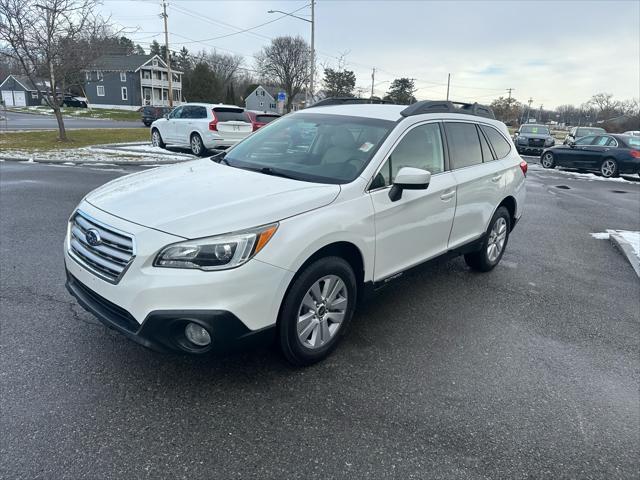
[277,92,286,102]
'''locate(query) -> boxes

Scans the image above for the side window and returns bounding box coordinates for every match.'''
[444,122,483,169]
[575,135,595,146]
[607,137,618,147]
[593,136,609,146]
[480,125,511,159]
[194,106,207,119]
[477,126,494,162]
[169,106,183,119]
[372,123,444,189]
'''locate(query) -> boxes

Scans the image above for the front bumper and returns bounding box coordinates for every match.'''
[66,271,275,353]
[517,145,546,155]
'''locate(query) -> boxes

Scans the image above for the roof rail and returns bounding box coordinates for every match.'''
[311,97,394,107]
[400,100,495,119]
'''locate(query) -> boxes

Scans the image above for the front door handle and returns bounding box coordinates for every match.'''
[440,191,455,201]
[491,174,503,182]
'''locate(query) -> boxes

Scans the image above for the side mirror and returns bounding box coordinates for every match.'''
[569,141,576,148]
[514,132,519,137]
[163,113,169,119]
[389,167,431,202]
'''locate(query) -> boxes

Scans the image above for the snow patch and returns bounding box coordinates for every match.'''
[591,229,640,258]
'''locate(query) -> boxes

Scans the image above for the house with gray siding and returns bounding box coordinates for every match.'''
[245,85,279,113]
[84,54,182,110]
[0,74,52,107]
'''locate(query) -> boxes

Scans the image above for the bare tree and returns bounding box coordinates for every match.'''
[202,51,243,88]
[255,36,310,112]
[588,93,621,121]
[0,0,112,140]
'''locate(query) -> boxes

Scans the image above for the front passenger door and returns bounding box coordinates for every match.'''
[370,122,457,281]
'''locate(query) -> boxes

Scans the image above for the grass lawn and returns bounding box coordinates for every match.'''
[9,106,142,122]
[0,128,149,151]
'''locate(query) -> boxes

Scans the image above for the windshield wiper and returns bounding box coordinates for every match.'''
[255,167,299,180]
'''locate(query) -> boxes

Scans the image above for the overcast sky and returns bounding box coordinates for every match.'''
[102,0,640,108]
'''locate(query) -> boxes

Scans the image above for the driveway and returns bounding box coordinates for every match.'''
[0,110,142,131]
[1,161,638,479]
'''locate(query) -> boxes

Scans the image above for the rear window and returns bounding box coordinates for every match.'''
[577,127,605,137]
[213,108,247,122]
[626,136,640,147]
[256,115,279,124]
[481,125,511,159]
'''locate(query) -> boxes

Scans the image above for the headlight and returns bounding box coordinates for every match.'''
[546,137,555,145]
[154,223,278,271]
[518,136,527,142]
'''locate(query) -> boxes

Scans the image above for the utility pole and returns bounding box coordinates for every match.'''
[370,67,376,99]
[525,97,533,123]
[507,88,514,100]
[161,0,173,107]
[309,0,315,105]
[539,104,543,123]
[446,73,450,101]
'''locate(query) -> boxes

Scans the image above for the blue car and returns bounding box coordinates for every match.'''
[540,133,640,178]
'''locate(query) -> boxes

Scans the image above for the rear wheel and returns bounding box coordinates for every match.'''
[151,129,165,149]
[464,206,511,272]
[541,152,556,169]
[190,133,206,156]
[279,257,357,366]
[600,158,618,178]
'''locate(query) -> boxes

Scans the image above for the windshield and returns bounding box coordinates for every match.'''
[577,127,605,137]
[256,115,279,124]
[223,113,394,184]
[520,125,549,135]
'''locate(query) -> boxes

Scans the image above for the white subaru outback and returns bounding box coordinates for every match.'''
[65,99,526,365]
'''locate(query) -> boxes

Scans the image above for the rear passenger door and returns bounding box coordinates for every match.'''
[445,121,508,249]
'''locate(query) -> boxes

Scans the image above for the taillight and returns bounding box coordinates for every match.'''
[520,160,528,177]
[252,122,259,132]
[630,150,640,158]
[209,110,218,131]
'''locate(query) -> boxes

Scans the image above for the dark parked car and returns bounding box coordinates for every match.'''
[514,124,555,155]
[61,95,87,108]
[244,110,280,130]
[141,106,172,127]
[540,134,640,178]
[563,126,606,145]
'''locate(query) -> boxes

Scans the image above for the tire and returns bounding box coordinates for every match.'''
[143,121,151,127]
[151,129,165,149]
[190,133,206,156]
[600,158,618,178]
[278,257,357,366]
[541,151,556,169]
[464,206,511,272]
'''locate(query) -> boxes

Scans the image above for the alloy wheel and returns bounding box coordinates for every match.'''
[487,217,507,262]
[601,159,616,178]
[191,135,202,155]
[296,275,348,349]
[152,131,160,147]
[542,153,554,168]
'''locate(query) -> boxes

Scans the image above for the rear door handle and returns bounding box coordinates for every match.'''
[440,191,455,201]
[491,174,503,182]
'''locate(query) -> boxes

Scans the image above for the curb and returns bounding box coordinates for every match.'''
[610,234,640,278]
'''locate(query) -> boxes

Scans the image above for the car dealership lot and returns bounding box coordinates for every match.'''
[1,161,638,479]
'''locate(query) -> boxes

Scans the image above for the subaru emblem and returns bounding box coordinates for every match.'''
[85,228,102,246]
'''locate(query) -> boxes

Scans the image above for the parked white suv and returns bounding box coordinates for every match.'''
[65,99,526,365]
[150,103,253,156]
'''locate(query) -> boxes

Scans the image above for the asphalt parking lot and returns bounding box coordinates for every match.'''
[1,160,639,479]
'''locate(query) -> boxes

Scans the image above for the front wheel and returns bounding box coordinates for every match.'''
[151,129,166,149]
[464,206,511,272]
[541,152,556,169]
[279,257,357,366]
[600,158,618,178]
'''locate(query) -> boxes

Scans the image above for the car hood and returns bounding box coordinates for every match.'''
[85,159,341,239]
[518,133,552,139]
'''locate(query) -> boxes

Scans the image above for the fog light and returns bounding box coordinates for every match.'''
[184,322,211,346]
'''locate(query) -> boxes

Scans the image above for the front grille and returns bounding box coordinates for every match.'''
[528,138,544,147]
[68,210,135,284]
